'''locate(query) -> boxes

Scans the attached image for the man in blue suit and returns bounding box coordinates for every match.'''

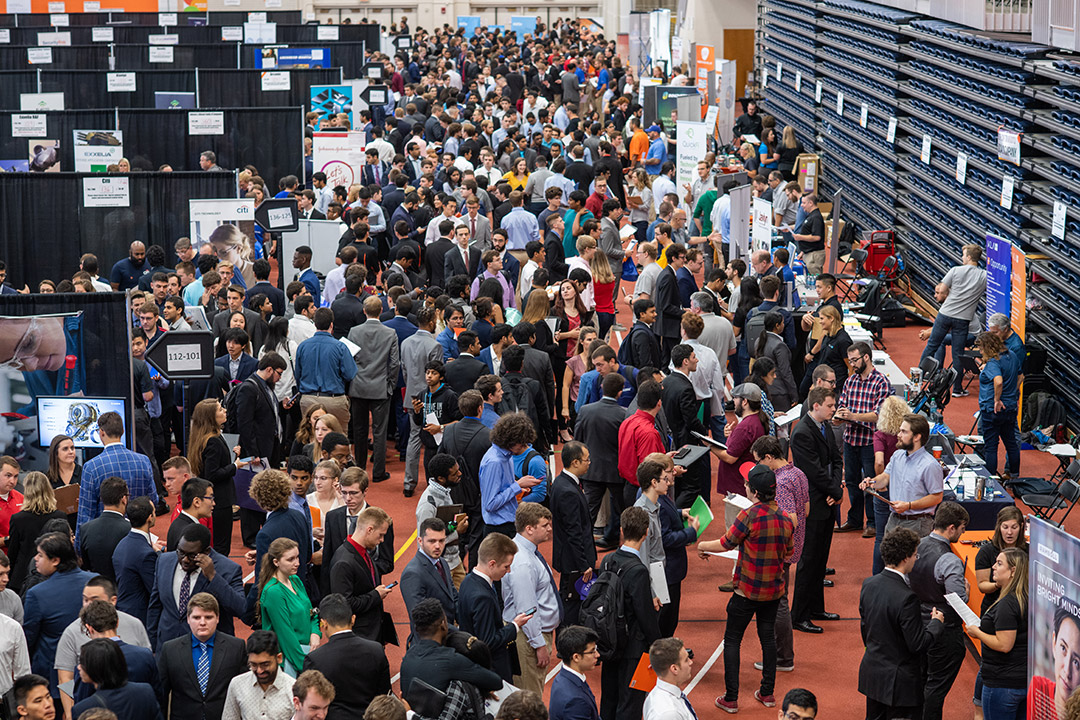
[455,533,530,682]
[549,625,602,720]
[23,531,96,698]
[146,524,246,652]
[214,328,258,382]
[112,497,160,625]
[400,518,458,633]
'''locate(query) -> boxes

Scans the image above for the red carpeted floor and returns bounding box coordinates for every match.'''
[241,265,1074,718]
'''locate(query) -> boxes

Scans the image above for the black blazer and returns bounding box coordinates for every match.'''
[399,638,503,699]
[7,509,68,592]
[455,572,518,681]
[858,570,943,707]
[789,415,843,503]
[574,399,626,486]
[400,550,458,626]
[234,375,280,460]
[78,510,131,580]
[166,514,196,552]
[330,293,367,339]
[320,506,395,597]
[444,354,488,395]
[245,281,286,318]
[653,266,683,339]
[549,472,596,575]
[200,435,237,505]
[302,630,392,720]
[445,245,482,280]
[157,631,247,720]
[425,238,455,290]
[661,371,708,448]
[601,549,661,655]
[328,540,398,645]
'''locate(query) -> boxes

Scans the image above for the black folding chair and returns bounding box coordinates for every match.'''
[1023,476,1080,527]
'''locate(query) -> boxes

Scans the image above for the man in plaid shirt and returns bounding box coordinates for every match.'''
[834,341,892,536]
[699,464,794,713]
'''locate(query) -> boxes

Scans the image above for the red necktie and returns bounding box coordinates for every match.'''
[470,215,476,237]
[436,560,448,585]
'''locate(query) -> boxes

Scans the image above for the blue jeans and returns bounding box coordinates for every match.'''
[872,495,891,574]
[981,685,1026,720]
[981,407,1021,476]
[843,443,876,527]
[934,333,976,366]
[920,313,970,392]
[734,340,750,385]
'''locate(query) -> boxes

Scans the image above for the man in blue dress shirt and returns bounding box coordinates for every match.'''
[294,308,357,431]
[477,414,543,538]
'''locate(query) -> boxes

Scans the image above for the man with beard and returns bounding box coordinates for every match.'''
[222,631,294,720]
[110,241,150,291]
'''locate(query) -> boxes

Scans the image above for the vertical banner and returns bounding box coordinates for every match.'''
[1010,246,1026,342]
[676,121,707,188]
[456,16,482,38]
[310,85,353,127]
[1028,516,1080,720]
[648,9,672,73]
[694,44,715,117]
[717,60,737,146]
[752,197,773,254]
[312,131,367,190]
[984,234,1012,323]
[728,183,752,262]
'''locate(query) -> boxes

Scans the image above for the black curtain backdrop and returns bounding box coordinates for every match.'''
[0,107,301,182]
[0,44,111,70]
[0,171,235,288]
[195,68,342,108]
[0,71,43,112]
[35,69,195,110]
[0,11,302,26]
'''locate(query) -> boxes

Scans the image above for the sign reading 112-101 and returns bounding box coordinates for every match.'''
[144,331,214,380]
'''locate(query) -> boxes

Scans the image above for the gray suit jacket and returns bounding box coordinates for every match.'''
[466,214,492,252]
[574,397,627,485]
[347,319,400,400]
[400,550,458,627]
[598,217,624,275]
[400,329,443,402]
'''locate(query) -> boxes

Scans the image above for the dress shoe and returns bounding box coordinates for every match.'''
[755,661,795,672]
[825,567,836,576]
[793,620,823,634]
[403,487,415,498]
[811,611,840,621]
[823,579,834,587]
[718,581,735,592]
[834,522,862,533]
[862,526,877,538]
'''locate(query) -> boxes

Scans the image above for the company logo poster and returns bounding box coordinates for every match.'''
[1028,516,1080,720]
[310,85,353,127]
[72,129,123,172]
[189,198,257,287]
[313,131,366,190]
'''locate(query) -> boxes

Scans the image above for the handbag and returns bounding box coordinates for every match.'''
[621,257,639,281]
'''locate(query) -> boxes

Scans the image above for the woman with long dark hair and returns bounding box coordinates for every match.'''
[553,280,595,359]
[187,398,249,555]
[73,638,162,720]
[732,277,762,384]
[470,297,496,348]
[747,356,778,435]
[46,434,80,529]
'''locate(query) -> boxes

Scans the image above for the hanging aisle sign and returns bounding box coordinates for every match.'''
[261,71,291,91]
[106,73,136,93]
[12,114,47,137]
[82,176,129,207]
[188,111,225,135]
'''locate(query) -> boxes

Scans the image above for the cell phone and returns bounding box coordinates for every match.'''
[385,581,398,589]
[525,606,537,616]
[288,392,301,404]
[239,456,255,463]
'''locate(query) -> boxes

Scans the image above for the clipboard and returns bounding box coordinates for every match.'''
[864,486,889,503]
[434,504,464,524]
[222,433,240,457]
[54,483,79,515]
[691,431,727,451]
[671,444,709,467]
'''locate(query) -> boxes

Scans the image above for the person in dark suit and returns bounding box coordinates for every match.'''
[113,497,160,625]
[250,469,312,584]
[548,442,597,629]
[549,625,601,720]
[400,518,458,631]
[319,468,394,597]
[146,524,247,652]
[598,507,661,720]
[77,599,160,692]
[214,328,258,382]
[661,344,710,507]
[438,390,491,568]
[211,288,266,351]
[303,593,391,720]
[245,259,286,318]
[328,506,398,645]
[574,373,628,549]
[653,244,687,367]
[858,527,945,720]
[235,353,284,466]
[400,598,503,702]
[72,638,162,720]
[329,275,368,339]
[157,592,247,720]
[455,533,530,681]
[360,152,390,186]
[790,387,844,634]
[165,478,214,552]
[425,219,457,290]
[77,477,131,581]
[445,225,483,280]
[444,332,488,395]
[510,322,558,435]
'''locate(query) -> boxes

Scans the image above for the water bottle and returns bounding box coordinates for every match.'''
[955,477,965,500]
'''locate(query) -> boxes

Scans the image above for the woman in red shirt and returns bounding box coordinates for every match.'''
[589,252,617,341]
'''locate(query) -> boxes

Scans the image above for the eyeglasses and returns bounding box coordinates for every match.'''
[199,495,216,502]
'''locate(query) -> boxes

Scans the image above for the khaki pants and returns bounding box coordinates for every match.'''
[803,249,826,275]
[450,560,467,589]
[300,394,351,438]
[513,628,553,697]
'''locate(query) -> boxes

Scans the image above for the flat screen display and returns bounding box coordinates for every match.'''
[37,396,126,449]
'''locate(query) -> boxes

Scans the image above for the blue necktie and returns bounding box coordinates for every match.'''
[682,692,699,720]
[197,642,210,695]
[536,548,565,619]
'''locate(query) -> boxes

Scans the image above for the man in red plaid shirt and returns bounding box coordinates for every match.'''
[698,464,794,713]
[835,341,893,536]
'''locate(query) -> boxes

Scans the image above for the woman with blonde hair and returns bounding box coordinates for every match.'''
[589,249,617,341]
[871,395,912,573]
[806,304,852,391]
[777,126,805,181]
[209,224,255,288]
[256,537,320,676]
[7,472,66,592]
[187,398,249,554]
[305,414,343,463]
[289,403,326,457]
[307,459,343,536]
[627,168,653,243]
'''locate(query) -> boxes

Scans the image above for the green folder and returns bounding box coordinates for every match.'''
[684,495,713,538]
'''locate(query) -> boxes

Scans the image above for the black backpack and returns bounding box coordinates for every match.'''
[616,325,642,366]
[579,560,627,662]
[222,376,257,434]
[499,375,536,422]
[745,310,769,358]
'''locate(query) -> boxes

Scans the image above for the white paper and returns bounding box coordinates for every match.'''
[248,11,267,21]
[1000,175,1014,210]
[704,549,740,560]
[835,91,844,116]
[106,72,136,92]
[48,1,64,10]
[12,114,47,138]
[945,592,981,627]
[887,117,897,143]
[761,67,768,89]
[188,111,224,135]
[649,561,671,604]
[339,336,361,357]
[158,12,177,25]
[859,102,869,128]
[317,25,339,41]
[997,128,1021,167]
[425,412,443,445]
[27,47,53,64]
[774,404,803,427]
[775,60,782,82]
[38,31,71,46]
[221,26,243,41]
[921,134,932,164]
[725,492,753,511]
[49,13,69,26]
[20,92,64,111]
[261,70,290,91]
[1054,200,1068,240]
[244,22,276,44]
[148,33,178,45]
[91,26,113,42]
[83,1,99,10]
[815,80,822,103]
[82,176,129,207]
[0,30,9,44]
[956,152,968,184]
[483,682,519,717]
[149,46,173,63]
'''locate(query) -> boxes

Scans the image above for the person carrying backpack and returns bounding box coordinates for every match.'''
[619,298,661,370]
[497,346,550,453]
[587,506,660,720]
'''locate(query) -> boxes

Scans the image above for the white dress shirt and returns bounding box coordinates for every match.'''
[652,175,677,213]
[643,678,698,720]
[222,668,296,720]
[0,614,29,694]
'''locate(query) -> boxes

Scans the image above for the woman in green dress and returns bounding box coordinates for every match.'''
[256,537,320,676]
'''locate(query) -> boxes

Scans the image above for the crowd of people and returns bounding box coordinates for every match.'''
[0,14,1051,720]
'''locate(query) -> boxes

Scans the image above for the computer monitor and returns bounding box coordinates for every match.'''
[36,396,127,449]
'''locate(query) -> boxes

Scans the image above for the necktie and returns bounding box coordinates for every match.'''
[178,571,193,614]
[348,514,357,535]
[536,548,564,618]
[197,642,210,695]
[436,560,448,586]
[681,693,699,720]
[470,215,476,238]
[462,247,470,270]
[374,165,380,185]
[821,422,827,439]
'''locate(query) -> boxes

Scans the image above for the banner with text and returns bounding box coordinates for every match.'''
[312,131,366,190]
[675,121,707,189]
[985,234,1012,324]
[1029,516,1080,720]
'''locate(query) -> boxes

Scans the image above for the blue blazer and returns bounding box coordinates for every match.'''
[455,573,517,682]
[113,531,159,624]
[479,346,495,373]
[255,508,311,582]
[146,549,246,651]
[658,493,699,585]
[549,668,600,720]
[214,353,258,383]
[24,567,96,694]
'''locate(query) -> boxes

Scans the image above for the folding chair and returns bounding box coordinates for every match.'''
[958,352,982,392]
[834,247,866,302]
[1023,470,1080,526]
[955,411,984,456]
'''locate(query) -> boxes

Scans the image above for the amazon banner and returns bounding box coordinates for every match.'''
[0,292,134,472]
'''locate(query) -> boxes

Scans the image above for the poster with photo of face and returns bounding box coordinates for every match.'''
[1028,516,1080,720]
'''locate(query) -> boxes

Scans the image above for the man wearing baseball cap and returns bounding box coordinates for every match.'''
[698,463,794,714]
[710,383,770,498]
[644,124,668,176]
